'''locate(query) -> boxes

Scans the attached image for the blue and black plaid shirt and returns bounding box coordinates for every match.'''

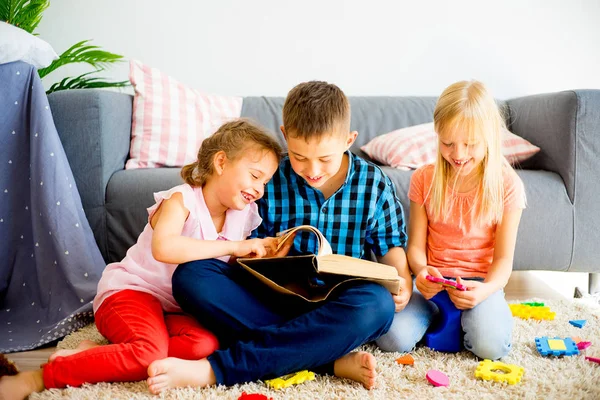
[251,151,407,259]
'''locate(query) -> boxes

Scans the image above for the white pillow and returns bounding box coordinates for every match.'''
[0,21,58,68]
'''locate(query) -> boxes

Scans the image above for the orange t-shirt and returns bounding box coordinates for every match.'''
[408,164,526,278]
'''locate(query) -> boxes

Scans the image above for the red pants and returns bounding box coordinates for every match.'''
[43,289,218,388]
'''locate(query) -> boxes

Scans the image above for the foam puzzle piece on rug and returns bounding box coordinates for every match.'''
[535,336,579,356]
[238,393,273,400]
[474,359,524,385]
[426,369,449,387]
[569,319,587,328]
[265,370,315,390]
[396,354,415,365]
[509,304,556,321]
[577,341,592,350]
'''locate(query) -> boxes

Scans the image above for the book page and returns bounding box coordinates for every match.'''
[276,225,333,256]
[317,254,399,280]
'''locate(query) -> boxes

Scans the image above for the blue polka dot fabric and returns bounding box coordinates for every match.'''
[0,61,105,353]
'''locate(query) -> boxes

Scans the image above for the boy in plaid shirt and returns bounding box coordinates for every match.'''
[147,81,422,393]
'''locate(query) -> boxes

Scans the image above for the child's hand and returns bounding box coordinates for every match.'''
[392,276,412,312]
[264,233,296,258]
[232,238,273,258]
[415,266,445,300]
[446,277,490,310]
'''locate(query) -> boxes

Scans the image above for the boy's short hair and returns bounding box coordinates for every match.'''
[282,81,350,140]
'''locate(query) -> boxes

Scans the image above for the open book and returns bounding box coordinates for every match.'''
[237,225,401,302]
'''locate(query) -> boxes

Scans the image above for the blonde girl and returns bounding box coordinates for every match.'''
[1,119,287,399]
[376,80,526,359]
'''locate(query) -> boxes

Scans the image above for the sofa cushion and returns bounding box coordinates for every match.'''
[240,96,439,161]
[105,168,183,262]
[361,122,540,170]
[380,167,573,271]
[126,60,243,169]
[104,164,574,271]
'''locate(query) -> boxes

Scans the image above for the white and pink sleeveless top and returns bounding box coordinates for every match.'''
[93,184,261,313]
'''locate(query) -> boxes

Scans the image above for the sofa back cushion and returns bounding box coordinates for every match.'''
[241,97,516,163]
[241,97,439,160]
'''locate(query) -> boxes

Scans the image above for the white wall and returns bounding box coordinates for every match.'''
[37,0,600,99]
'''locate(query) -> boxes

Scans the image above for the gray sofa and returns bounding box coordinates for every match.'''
[48,89,600,285]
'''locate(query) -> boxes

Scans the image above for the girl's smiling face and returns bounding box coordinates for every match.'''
[217,147,279,210]
[438,128,486,178]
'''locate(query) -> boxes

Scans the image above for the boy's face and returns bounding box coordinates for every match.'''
[281,126,358,190]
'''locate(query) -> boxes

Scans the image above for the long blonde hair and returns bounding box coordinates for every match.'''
[429,80,507,226]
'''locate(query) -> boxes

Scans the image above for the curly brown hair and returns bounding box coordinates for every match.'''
[180,119,283,187]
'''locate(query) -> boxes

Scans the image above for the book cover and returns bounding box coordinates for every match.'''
[237,225,401,302]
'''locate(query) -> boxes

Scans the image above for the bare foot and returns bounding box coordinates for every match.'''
[0,370,44,400]
[48,340,100,362]
[333,351,377,389]
[146,357,216,394]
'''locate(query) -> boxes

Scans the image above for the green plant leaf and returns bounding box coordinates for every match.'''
[46,70,130,94]
[38,39,125,78]
[2,1,128,94]
[0,0,49,34]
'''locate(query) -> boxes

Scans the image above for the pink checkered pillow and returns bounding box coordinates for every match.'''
[126,60,243,169]
[361,122,540,170]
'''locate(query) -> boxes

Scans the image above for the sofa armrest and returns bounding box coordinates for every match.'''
[48,89,133,260]
[506,91,581,202]
[508,90,600,272]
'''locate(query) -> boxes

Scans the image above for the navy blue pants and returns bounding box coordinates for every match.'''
[172,258,395,386]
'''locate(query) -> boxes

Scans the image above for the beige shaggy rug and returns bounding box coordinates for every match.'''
[30,298,600,400]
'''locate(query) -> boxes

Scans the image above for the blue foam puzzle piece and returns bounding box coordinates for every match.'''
[569,319,586,328]
[424,290,463,352]
[535,336,579,356]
